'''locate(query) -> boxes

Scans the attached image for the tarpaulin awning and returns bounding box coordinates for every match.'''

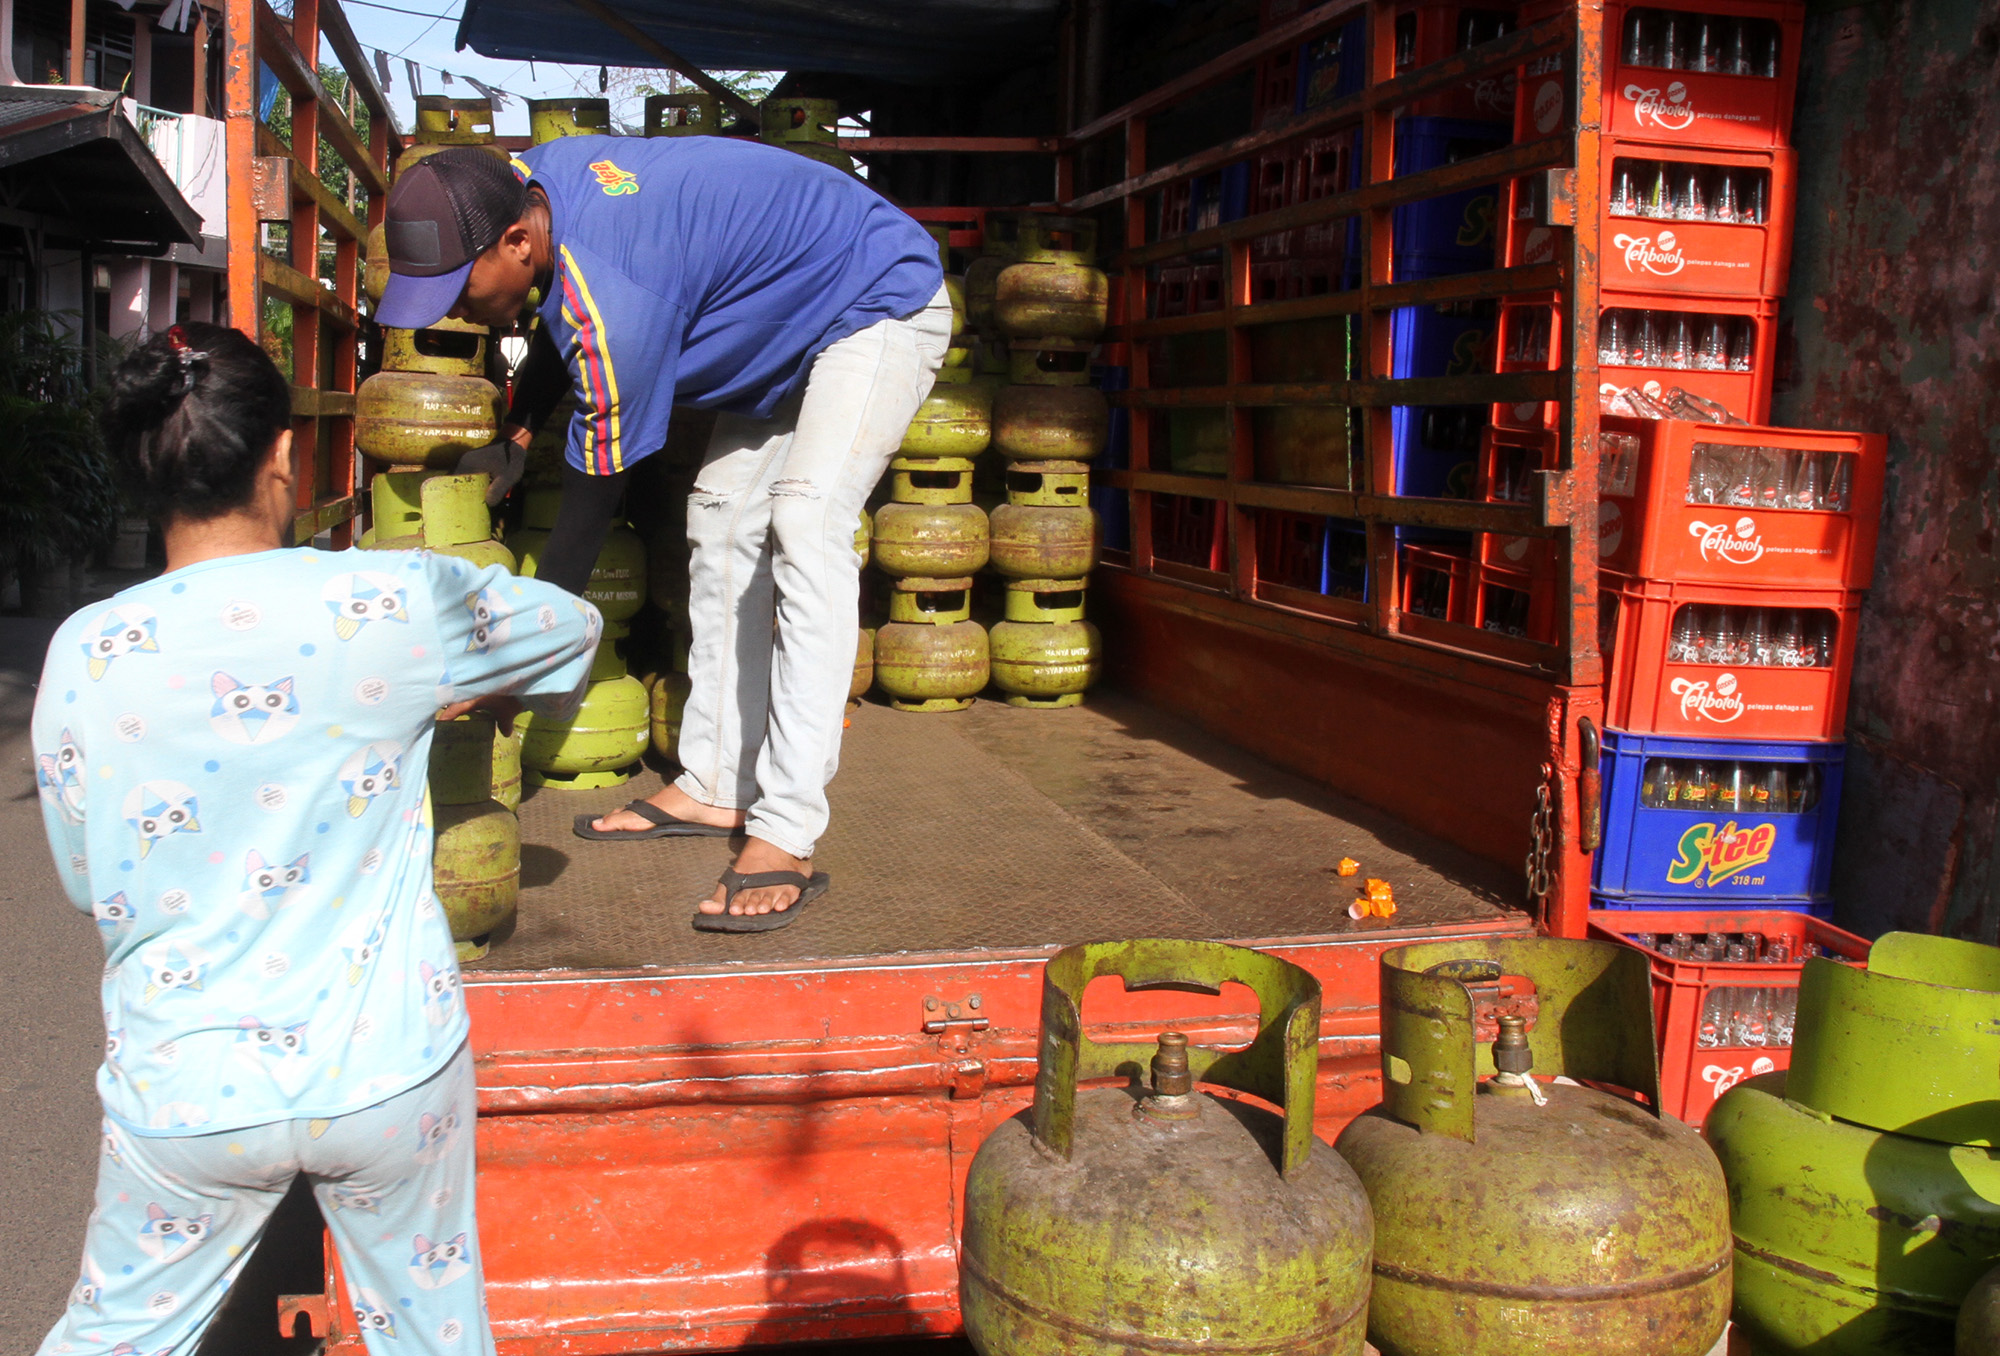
[454,0,1064,83]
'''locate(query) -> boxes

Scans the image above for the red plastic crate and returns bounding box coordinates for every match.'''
[1502,138,1797,298]
[1598,415,1886,589]
[1475,424,1558,574]
[1602,572,1862,740]
[1398,1,1524,121]
[1299,131,1360,262]
[1399,543,1473,624]
[1256,511,1326,591]
[1153,494,1228,572]
[1494,289,1776,430]
[1588,908,1868,1126]
[1472,558,1558,642]
[1254,47,1302,128]
[1518,1,1806,151]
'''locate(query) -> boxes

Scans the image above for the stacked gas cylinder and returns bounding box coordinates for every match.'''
[870,240,992,711]
[869,215,1109,712]
[977,212,1110,708]
[353,98,524,961]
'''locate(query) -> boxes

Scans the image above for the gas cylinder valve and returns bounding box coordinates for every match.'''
[1139,1030,1199,1122]
[1490,1015,1547,1106]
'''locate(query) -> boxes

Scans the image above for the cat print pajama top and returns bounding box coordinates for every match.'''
[31,546,601,1356]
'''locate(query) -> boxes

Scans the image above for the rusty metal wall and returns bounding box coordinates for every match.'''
[1776,0,2000,940]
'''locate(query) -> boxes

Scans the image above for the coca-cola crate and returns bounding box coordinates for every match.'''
[1598,415,1886,590]
[1593,728,1843,902]
[1399,543,1473,624]
[1493,289,1776,430]
[1601,572,1861,741]
[1502,138,1797,298]
[1396,1,1523,121]
[1589,908,1868,1127]
[1472,558,1558,642]
[1517,1,1806,152]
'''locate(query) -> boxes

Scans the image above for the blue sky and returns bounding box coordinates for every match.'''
[339,0,775,138]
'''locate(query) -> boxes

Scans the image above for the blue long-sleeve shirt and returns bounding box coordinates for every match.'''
[515,135,943,475]
[32,547,600,1136]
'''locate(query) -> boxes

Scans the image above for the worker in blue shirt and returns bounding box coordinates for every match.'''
[378,139,949,932]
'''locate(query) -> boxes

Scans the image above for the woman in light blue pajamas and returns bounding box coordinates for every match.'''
[30,323,601,1356]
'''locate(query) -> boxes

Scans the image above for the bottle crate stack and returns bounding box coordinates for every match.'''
[1481,3,1888,1122]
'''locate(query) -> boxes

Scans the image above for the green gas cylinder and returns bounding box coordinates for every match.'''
[902,367,992,458]
[873,458,990,578]
[431,798,518,962]
[1336,938,1732,1356]
[431,713,521,811]
[989,580,1100,709]
[992,215,1108,345]
[391,139,509,182]
[992,357,1109,464]
[513,521,646,623]
[759,97,858,175]
[649,668,691,761]
[964,213,1031,339]
[412,95,496,144]
[990,462,1098,579]
[366,222,389,304]
[356,371,503,467]
[527,96,611,142]
[518,674,649,789]
[382,318,488,377]
[961,939,1373,1356]
[644,91,721,136]
[873,578,988,712]
[1708,933,2000,1356]
[851,626,875,701]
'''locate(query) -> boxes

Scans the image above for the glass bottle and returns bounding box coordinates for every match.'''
[1716,764,1742,812]
[1639,310,1665,367]
[1822,452,1854,511]
[1672,931,1695,953]
[1599,308,1628,365]
[1762,764,1790,817]
[1642,759,1673,808]
[1711,168,1741,224]
[1658,10,1683,68]
[1725,446,1758,507]
[1765,936,1792,965]
[1697,989,1726,1047]
[1663,312,1693,369]
[1755,447,1791,510]
[1723,17,1752,75]
[1689,13,1720,72]
[1641,160,1674,219]
[1695,316,1729,371]
[1706,609,1740,665]
[1788,449,1823,510]
[1726,941,1750,963]
[1682,761,1713,810]
[1757,21,1781,78]
[1747,172,1769,224]
[1727,317,1756,372]
[1798,764,1822,812]
[1806,612,1836,667]
[1676,163,1708,221]
[1746,608,1774,668]
[1768,988,1796,1046]
[1624,9,1658,66]
[1739,989,1770,1047]
[1669,605,1701,661]
[1705,931,1731,952]
[1611,161,1641,216]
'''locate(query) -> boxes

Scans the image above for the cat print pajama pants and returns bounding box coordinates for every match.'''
[40,1042,494,1356]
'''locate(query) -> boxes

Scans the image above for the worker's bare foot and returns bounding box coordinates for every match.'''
[699,837,811,916]
[589,783,744,836]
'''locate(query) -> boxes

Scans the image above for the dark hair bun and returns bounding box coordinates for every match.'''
[103,323,291,521]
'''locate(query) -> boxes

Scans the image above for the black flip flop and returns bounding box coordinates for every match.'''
[691,868,831,933]
[572,799,737,841]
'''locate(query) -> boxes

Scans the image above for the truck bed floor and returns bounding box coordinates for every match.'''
[470,691,1518,972]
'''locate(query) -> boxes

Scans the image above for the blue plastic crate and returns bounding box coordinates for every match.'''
[1296,17,1365,112]
[1390,302,1494,499]
[1390,115,1509,273]
[1190,162,1253,232]
[1322,522,1370,599]
[1594,729,1846,903]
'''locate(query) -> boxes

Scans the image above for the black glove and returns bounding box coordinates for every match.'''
[457,438,528,507]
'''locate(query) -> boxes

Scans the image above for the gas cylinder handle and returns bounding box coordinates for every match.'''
[1030,939,1323,1178]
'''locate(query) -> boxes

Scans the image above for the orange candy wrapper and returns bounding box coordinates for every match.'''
[1336,858,1361,877]
[1347,879,1398,921]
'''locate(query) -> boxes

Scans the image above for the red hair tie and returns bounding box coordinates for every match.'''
[165,325,208,395]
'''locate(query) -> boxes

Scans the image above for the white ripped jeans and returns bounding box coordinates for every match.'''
[675,284,953,859]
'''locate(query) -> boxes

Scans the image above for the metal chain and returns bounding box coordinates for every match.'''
[1525,762,1555,907]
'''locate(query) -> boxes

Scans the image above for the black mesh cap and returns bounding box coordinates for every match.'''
[377,148,528,328]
